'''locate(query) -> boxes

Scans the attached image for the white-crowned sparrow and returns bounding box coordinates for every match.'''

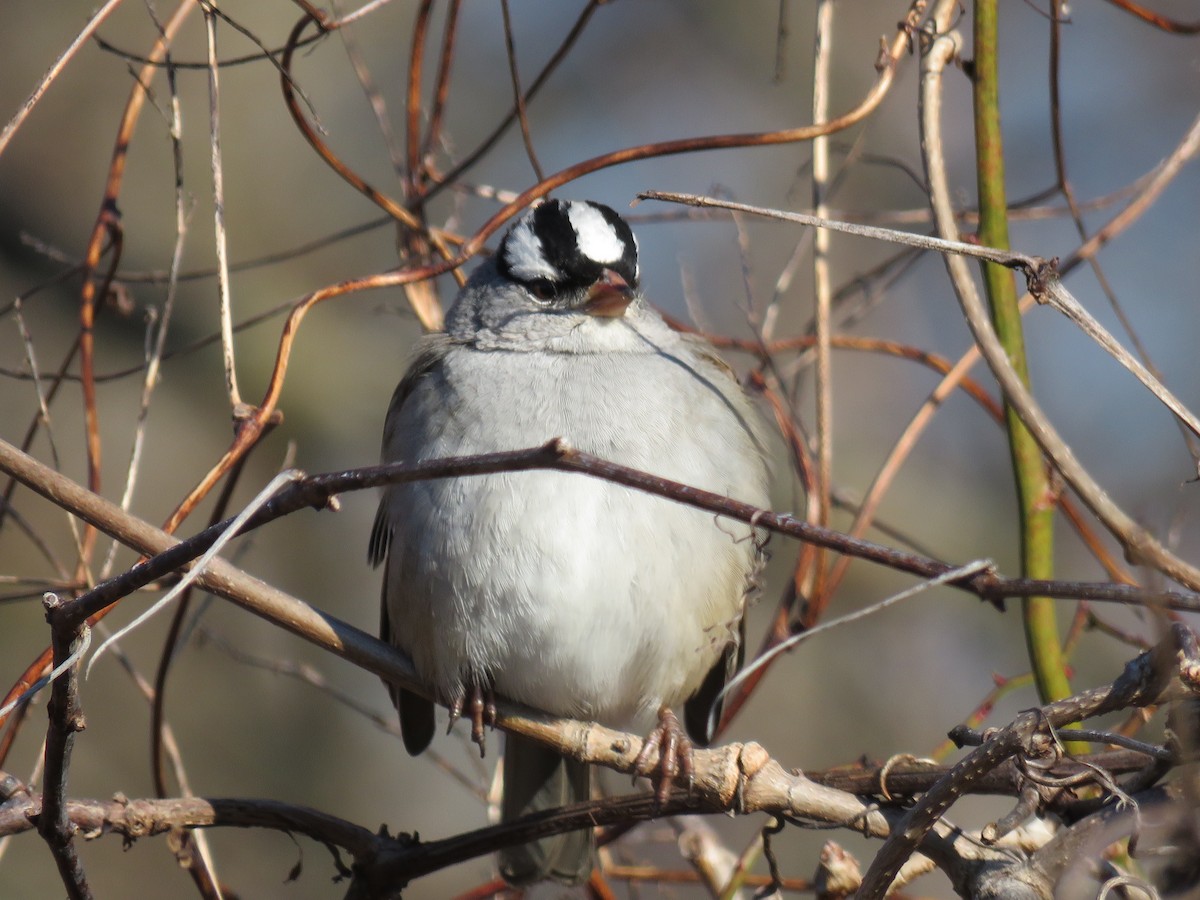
[370,199,769,885]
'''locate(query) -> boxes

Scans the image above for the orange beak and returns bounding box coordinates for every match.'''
[582,268,633,318]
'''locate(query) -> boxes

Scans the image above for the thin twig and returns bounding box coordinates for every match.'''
[810,0,835,609]
[279,17,419,234]
[151,451,255,798]
[1039,277,1200,447]
[11,298,75,570]
[1045,9,1164,430]
[202,1,241,410]
[419,0,462,167]
[279,11,459,331]
[336,0,405,176]
[773,0,789,82]
[420,0,603,203]
[86,470,304,677]
[404,1,433,190]
[1101,0,1200,32]
[0,0,125,159]
[102,44,190,581]
[92,621,224,896]
[500,0,544,182]
[638,191,1048,276]
[713,560,994,738]
[75,0,197,556]
[917,26,1200,592]
[91,29,327,69]
[329,0,396,28]
[15,215,397,288]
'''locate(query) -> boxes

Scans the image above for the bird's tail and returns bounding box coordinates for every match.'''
[499,734,593,885]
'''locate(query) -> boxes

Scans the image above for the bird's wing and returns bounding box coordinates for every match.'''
[370,333,454,755]
[367,333,454,568]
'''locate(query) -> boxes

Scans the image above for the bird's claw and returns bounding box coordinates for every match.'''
[632,707,695,806]
[447,681,497,758]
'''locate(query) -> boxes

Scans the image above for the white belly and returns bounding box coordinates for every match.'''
[382,344,766,727]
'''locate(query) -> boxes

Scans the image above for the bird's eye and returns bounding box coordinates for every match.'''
[528,279,556,302]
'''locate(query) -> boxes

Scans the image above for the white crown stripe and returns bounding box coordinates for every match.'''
[502,219,561,282]
[567,204,625,265]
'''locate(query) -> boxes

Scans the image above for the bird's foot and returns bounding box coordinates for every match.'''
[447,680,497,758]
[632,707,695,805]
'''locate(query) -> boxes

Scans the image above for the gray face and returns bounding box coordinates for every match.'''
[496,199,641,311]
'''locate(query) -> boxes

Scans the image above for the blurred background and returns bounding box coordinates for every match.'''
[1,1,1199,896]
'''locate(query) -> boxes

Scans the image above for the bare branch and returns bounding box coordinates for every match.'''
[37,595,91,900]
[916,23,1200,592]
[202,0,241,410]
[858,624,1199,899]
[0,0,125,160]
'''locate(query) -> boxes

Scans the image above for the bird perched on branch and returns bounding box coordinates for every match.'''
[370,198,768,885]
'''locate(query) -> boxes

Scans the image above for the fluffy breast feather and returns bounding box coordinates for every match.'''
[378,330,768,725]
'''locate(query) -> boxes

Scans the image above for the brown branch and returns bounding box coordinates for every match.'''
[279,11,458,331]
[640,190,1049,278]
[499,0,544,183]
[404,1,434,191]
[1101,0,1200,33]
[716,374,816,730]
[920,22,1200,594]
[404,0,934,268]
[148,449,263,900]
[420,0,604,204]
[807,749,1160,802]
[0,790,376,863]
[5,633,1191,896]
[75,0,197,561]
[5,28,163,679]
[150,451,255,800]
[280,15,420,232]
[92,26,328,69]
[857,623,1200,899]
[37,595,91,899]
[0,753,1171,896]
[11,215,394,290]
[43,436,1200,629]
[155,258,450,543]
[419,0,463,169]
[7,431,1200,738]
[0,742,963,893]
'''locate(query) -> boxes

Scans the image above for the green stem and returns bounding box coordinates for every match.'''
[973,1,1077,731]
